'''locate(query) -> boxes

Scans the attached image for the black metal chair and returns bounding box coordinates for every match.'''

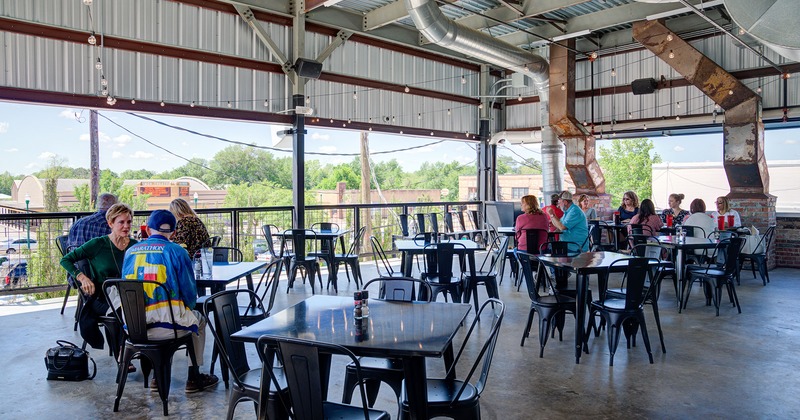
[512,227,548,289]
[102,279,197,416]
[428,212,443,235]
[398,298,505,420]
[309,222,340,274]
[421,242,466,302]
[55,234,77,316]
[283,229,323,294]
[585,257,661,366]
[332,226,366,291]
[203,290,289,420]
[414,213,427,235]
[262,224,293,280]
[258,336,391,420]
[738,225,775,286]
[517,251,577,357]
[462,235,507,314]
[341,277,433,414]
[685,237,745,316]
[370,235,403,278]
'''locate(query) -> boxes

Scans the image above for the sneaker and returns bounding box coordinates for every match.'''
[149,378,158,393]
[185,373,219,393]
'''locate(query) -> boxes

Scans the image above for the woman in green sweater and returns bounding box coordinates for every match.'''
[60,203,137,357]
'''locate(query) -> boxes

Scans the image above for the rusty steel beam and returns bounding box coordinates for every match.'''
[549,40,605,195]
[633,19,768,196]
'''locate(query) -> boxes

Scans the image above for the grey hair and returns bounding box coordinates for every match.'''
[97,193,118,211]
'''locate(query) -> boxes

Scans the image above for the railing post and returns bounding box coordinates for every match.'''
[353,205,361,254]
[232,209,240,251]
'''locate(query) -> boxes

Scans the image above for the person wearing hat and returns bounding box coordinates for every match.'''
[545,191,589,253]
[121,209,219,393]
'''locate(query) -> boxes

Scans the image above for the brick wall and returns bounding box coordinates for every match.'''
[729,195,777,269]
[776,215,800,268]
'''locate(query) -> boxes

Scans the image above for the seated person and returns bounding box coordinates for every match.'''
[628,199,663,237]
[514,195,548,252]
[660,193,690,226]
[542,193,564,232]
[711,196,742,227]
[579,194,597,221]
[546,191,588,253]
[684,198,715,239]
[121,210,218,393]
[617,190,640,223]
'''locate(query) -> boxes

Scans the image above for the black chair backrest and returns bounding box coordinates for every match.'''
[629,224,644,235]
[412,232,436,247]
[444,212,455,233]
[681,225,702,238]
[208,236,222,247]
[258,336,374,420]
[213,246,243,263]
[517,251,546,303]
[262,224,282,258]
[588,220,602,251]
[521,228,547,254]
[370,236,396,277]
[628,235,656,256]
[753,225,776,254]
[722,237,745,276]
[539,241,581,257]
[398,214,410,237]
[254,259,283,317]
[311,222,339,232]
[422,242,465,282]
[478,235,509,274]
[606,258,658,310]
[283,229,316,259]
[103,279,181,343]
[447,298,505,401]
[415,213,426,234]
[203,289,263,382]
[468,209,481,231]
[345,226,366,256]
[363,277,432,302]
[428,212,441,234]
[55,234,70,257]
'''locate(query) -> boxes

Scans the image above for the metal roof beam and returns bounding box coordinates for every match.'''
[363,1,409,31]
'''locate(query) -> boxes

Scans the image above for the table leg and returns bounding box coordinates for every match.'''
[402,356,429,420]
[443,342,456,380]
[319,352,332,400]
[676,249,686,312]
[402,251,413,277]
[575,272,587,364]
[326,238,338,292]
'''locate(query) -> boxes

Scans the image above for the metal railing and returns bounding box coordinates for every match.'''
[0,201,482,297]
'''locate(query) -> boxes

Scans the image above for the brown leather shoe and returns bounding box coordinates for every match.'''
[185,373,219,393]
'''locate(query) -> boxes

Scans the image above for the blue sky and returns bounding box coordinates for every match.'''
[0,101,797,176]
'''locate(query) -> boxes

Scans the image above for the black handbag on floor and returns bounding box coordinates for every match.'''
[45,340,97,381]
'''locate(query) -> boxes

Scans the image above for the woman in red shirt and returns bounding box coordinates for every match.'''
[542,193,564,232]
[515,195,549,252]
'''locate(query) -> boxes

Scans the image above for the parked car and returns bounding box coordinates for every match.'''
[3,262,27,288]
[254,240,269,261]
[1,239,38,254]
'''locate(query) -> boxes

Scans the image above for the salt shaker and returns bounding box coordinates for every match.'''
[361,290,370,318]
[353,291,363,320]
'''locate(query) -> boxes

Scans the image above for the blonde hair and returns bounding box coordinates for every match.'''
[105,203,133,225]
[716,196,730,214]
[169,198,197,220]
[669,193,685,205]
[623,191,640,208]
[521,195,543,215]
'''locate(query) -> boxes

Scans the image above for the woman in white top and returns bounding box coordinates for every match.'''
[711,196,741,227]
[683,199,715,238]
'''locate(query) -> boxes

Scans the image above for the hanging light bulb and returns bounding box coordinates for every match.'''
[430,131,434,136]
[590,51,598,60]
[88,32,96,45]
[347,118,351,124]
[190,101,195,107]
[465,131,470,137]
[100,88,108,96]
[95,58,102,70]
[330,119,334,123]
[582,120,588,126]
[263,99,269,107]
[668,50,675,59]
[399,130,403,134]
[560,83,566,91]
[342,123,346,127]
[643,123,647,130]
[728,89,734,95]
[757,86,762,93]
[610,68,616,77]
[676,101,681,108]
[352,91,357,100]
[517,94,523,102]
[306,96,310,104]
[461,75,466,84]
[106,96,114,104]
[100,76,108,86]
[130,99,136,104]
[369,127,373,131]
[738,28,746,35]
[404,85,410,93]
[392,116,396,122]
[675,115,680,121]
[160,101,165,107]
[447,109,451,116]
[714,103,720,110]
[418,113,422,120]
[628,112,632,119]
[227,101,232,108]
[83,0,93,5]
[783,73,791,79]
[666,34,673,42]
[478,103,484,109]
[368,117,372,123]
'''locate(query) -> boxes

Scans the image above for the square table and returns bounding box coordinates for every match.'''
[536,251,637,364]
[195,261,268,296]
[275,228,352,289]
[655,235,717,310]
[231,295,471,420]
[394,239,481,279]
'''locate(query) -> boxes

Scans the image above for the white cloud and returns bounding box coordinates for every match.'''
[129,151,154,159]
[673,145,685,152]
[5,148,18,153]
[318,146,337,153]
[310,132,330,141]
[58,109,78,119]
[111,151,123,159]
[25,162,39,169]
[79,132,111,143]
[181,141,189,146]
[0,122,8,133]
[38,151,56,160]
[112,134,131,147]
[785,139,797,145]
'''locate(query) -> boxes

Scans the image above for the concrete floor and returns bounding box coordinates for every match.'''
[1,258,799,419]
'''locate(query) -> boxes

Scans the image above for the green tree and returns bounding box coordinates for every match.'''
[154,158,210,183]
[120,169,156,179]
[598,138,662,207]
[34,166,90,179]
[373,159,409,189]
[0,171,16,195]
[71,170,149,211]
[223,181,316,207]
[205,146,288,188]
[315,164,360,190]
[411,161,473,201]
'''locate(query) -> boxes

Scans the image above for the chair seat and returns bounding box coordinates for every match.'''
[689,268,727,278]
[239,366,288,391]
[535,295,576,306]
[323,402,391,420]
[401,378,478,407]
[357,356,404,371]
[591,298,637,311]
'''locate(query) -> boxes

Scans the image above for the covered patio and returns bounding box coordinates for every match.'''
[2,259,800,419]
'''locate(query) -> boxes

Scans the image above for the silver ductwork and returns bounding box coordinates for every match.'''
[404,0,549,98]
[404,0,560,197]
[724,0,800,62]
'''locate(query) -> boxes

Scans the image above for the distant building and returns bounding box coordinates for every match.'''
[651,161,800,212]
[459,173,576,202]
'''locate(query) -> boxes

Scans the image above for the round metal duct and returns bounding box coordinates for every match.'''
[724,0,800,62]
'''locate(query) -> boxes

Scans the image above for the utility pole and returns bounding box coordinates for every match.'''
[90,110,99,208]
[359,132,372,246]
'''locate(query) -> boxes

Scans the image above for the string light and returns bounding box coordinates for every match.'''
[95,58,102,70]
[610,68,616,77]
[190,101,195,107]
[330,119,334,123]
[369,127,373,131]
[88,32,96,45]
[560,83,566,91]
[447,109,451,115]
[676,101,681,108]
[728,89,733,95]
[83,0,92,5]
[517,94,523,101]
[465,131,470,137]
[430,132,434,135]
[783,73,791,79]
[668,50,675,59]
[675,115,680,121]
[404,85,410,93]
[263,99,269,107]
[582,120,588,126]
[392,116,396,122]
[418,113,422,120]
[738,28,746,35]
[306,96,310,104]
[643,123,647,130]
[106,96,114,105]
[628,112,632,119]
[666,34,673,42]
[478,103,484,109]
[347,118,351,123]
[368,117,372,123]
[399,130,403,134]
[160,101,165,107]
[461,75,466,84]
[757,86,762,93]
[130,99,136,104]
[100,77,108,87]
[590,52,598,60]
[352,91,357,100]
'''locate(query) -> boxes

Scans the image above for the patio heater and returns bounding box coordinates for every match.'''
[24,194,30,250]
[193,192,199,208]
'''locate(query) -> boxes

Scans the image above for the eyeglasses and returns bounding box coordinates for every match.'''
[716,201,724,205]
[623,197,631,201]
